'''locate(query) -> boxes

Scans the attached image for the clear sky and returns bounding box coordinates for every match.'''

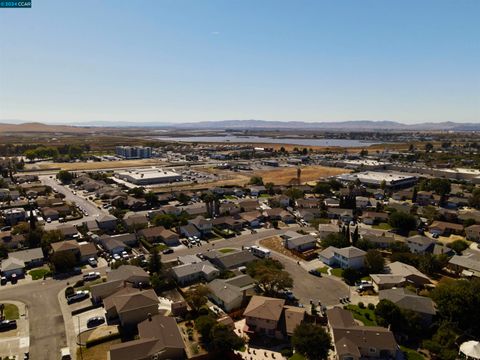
[0,0,479,124]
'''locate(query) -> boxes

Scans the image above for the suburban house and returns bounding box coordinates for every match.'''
[207,274,256,312]
[50,240,80,258]
[429,221,464,236]
[448,249,480,278]
[139,226,179,246]
[212,216,246,232]
[244,296,285,338]
[239,211,263,228]
[171,261,219,285]
[416,191,434,206]
[188,216,213,236]
[355,196,372,208]
[319,246,366,270]
[3,208,26,225]
[1,257,26,278]
[107,265,150,287]
[327,208,354,223]
[249,185,266,197]
[263,208,295,223]
[203,250,256,270]
[318,223,341,240]
[104,288,159,328]
[179,224,201,239]
[6,247,44,269]
[327,307,399,360]
[96,214,118,232]
[298,208,322,223]
[219,202,241,216]
[79,242,98,263]
[406,235,436,254]
[379,288,436,325]
[108,314,186,360]
[123,213,148,229]
[281,231,317,252]
[466,225,480,242]
[56,224,80,239]
[360,211,389,225]
[296,198,321,208]
[370,261,431,291]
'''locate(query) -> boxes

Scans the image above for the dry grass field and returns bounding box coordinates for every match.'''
[255,165,350,185]
[24,158,167,171]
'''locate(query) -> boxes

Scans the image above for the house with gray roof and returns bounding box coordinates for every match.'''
[379,288,436,325]
[171,261,219,286]
[207,274,256,312]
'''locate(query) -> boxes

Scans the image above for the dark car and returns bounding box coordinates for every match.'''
[308,269,322,277]
[162,248,174,255]
[86,316,105,328]
[0,320,17,331]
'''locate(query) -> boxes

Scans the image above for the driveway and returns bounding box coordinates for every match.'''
[0,301,29,359]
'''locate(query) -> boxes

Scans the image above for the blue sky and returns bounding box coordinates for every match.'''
[0,0,479,124]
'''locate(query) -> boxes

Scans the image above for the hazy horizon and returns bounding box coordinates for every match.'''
[1,0,479,124]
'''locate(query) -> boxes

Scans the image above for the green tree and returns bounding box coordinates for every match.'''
[292,323,332,360]
[388,212,417,235]
[364,250,385,274]
[249,176,264,185]
[313,182,331,195]
[246,258,293,296]
[374,299,404,331]
[342,267,361,285]
[321,232,350,249]
[144,191,158,205]
[195,314,217,342]
[285,187,304,200]
[152,213,176,229]
[51,251,76,273]
[56,170,74,184]
[148,247,162,274]
[210,324,245,352]
[176,192,191,205]
[447,239,469,254]
[185,285,210,312]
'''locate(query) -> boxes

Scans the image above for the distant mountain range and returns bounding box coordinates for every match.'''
[0,119,479,132]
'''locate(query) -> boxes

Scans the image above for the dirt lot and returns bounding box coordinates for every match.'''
[24,158,167,171]
[254,165,350,185]
[259,235,302,260]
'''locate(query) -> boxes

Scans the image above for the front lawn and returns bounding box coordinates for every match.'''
[154,243,169,251]
[218,248,235,254]
[331,268,344,277]
[28,268,52,280]
[372,222,392,230]
[345,304,377,326]
[2,303,19,320]
[317,266,329,274]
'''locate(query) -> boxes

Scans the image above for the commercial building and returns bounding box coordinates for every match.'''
[116,167,182,185]
[337,171,416,189]
[115,146,152,159]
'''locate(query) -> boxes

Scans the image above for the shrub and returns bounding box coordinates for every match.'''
[65,286,74,298]
[74,279,84,288]
[368,303,375,310]
[358,302,365,309]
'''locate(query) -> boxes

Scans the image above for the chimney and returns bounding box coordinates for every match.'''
[147,313,152,322]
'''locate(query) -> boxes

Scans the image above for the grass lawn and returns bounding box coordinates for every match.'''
[218,248,235,254]
[28,268,52,280]
[400,346,426,360]
[346,304,377,326]
[290,353,306,360]
[154,243,169,251]
[78,278,105,291]
[372,222,392,230]
[77,339,121,360]
[361,275,372,281]
[259,194,271,198]
[2,303,19,320]
[317,266,329,274]
[331,268,344,277]
[224,195,237,200]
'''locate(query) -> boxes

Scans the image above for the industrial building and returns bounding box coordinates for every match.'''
[336,171,416,189]
[115,146,152,159]
[116,167,182,185]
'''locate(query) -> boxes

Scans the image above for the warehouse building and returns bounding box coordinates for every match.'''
[116,167,182,185]
[337,171,416,189]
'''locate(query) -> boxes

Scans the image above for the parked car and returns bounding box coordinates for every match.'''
[86,316,105,328]
[83,272,100,281]
[356,284,374,293]
[87,258,98,267]
[162,248,174,255]
[67,290,90,304]
[308,269,322,277]
[0,320,17,331]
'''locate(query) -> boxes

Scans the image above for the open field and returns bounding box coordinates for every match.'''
[255,165,350,185]
[77,338,121,360]
[24,158,168,171]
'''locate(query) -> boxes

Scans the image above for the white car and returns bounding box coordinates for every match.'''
[121,251,129,259]
[83,272,100,281]
[113,254,121,260]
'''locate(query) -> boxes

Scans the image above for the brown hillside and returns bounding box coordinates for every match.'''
[0,122,96,133]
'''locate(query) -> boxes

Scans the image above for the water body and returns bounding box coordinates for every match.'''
[156,135,380,147]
